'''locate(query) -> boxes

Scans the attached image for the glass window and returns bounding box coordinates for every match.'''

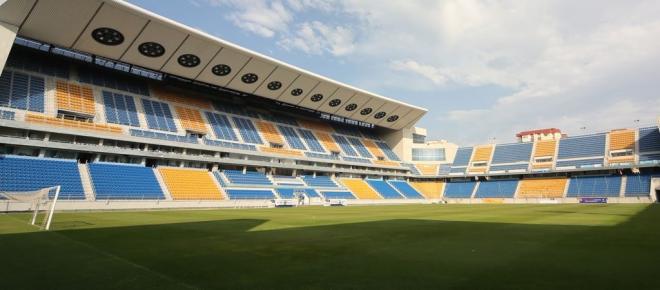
[412,133,426,144]
[412,148,445,161]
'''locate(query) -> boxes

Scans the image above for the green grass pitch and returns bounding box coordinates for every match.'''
[1,204,660,289]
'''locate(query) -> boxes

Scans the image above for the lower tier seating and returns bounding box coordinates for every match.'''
[625,174,654,197]
[517,177,567,198]
[443,181,477,198]
[225,189,275,200]
[566,175,621,197]
[158,167,223,200]
[365,179,404,199]
[223,170,272,185]
[0,155,85,199]
[340,178,383,199]
[320,191,355,199]
[89,163,164,200]
[276,188,320,199]
[388,180,425,199]
[474,179,518,198]
[410,181,444,199]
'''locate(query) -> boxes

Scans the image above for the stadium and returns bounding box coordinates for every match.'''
[0,0,659,289]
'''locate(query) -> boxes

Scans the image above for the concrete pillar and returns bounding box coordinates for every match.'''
[38,149,46,157]
[0,22,18,76]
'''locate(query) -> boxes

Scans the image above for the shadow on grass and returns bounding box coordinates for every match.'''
[1,206,660,290]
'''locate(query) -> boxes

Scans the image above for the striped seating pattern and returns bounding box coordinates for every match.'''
[56,81,95,115]
[175,106,208,133]
[340,178,382,199]
[388,180,425,199]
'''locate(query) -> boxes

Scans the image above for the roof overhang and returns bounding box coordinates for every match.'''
[0,0,427,130]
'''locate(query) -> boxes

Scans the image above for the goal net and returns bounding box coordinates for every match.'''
[0,186,61,230]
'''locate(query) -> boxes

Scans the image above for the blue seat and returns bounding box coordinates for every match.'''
[301,175,338,187]
[226,189,275,200]
[320,191,355,199]
[276,188,320,199]
[566,175,621,197]
[223,170,273,185]
[443,181,477,198]
[624,174,654,197]
[474,179,518,198]
[0,155,85,199]
[366,179,404,199]
[88,162,164,200]
[388,180,424,199]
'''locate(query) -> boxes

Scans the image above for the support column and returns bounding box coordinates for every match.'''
[0,22,18,75]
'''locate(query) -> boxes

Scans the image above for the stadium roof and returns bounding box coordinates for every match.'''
[0,0,427,130]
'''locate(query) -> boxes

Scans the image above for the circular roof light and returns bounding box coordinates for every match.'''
[374,112,387,119]
[91,27,124,46]
[310,94,324,102]
[212,64,231,76]
[360,108,373,115]
[241,73,259,84]
[138,42,165,57]
[291,88,303,96]
[177,54,200,67]
[328,99,342,107]
[267,81,282,90]
[387,115,399,122]
[345,103,358,111]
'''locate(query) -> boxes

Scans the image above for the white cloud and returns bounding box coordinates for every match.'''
[278,21,355,56]
[207,0,294,38]
[390,60,449,85]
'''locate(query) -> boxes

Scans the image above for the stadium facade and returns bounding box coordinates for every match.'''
[0,0,658,211]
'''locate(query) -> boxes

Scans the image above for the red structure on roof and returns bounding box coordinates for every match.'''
[515,128,562,138]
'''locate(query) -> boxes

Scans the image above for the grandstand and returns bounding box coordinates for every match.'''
[0,0,658,213]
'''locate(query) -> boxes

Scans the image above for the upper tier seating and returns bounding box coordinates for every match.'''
[278,125,307,150]
[365,179,404,199]
[333,124,362,137]
[141,99,178,132]
[205,112,238,141]
[225,189,275,200]
[153,88,212,110]
[472,146,493,162]
[410,181,444,199]
[7,47,69,79]
[319,191,355,199]
[333,134,358,156]
[103,91,140,127]
[347,137,373,158]
[56,81,95,115]
[444,181,477,198]
[625,174,654,197]
[340,178,382,199]
[0,70,45,113]
[175,106,208,134]
[361,139,385,159]
[89,163,164,200]
[0,155,85,199]
[474,179,518,198]
[232,117,263,144]
[300,119,334,132]
[557,133,606,160]
[491,142,533,165]
[272,175,305,186]
[402,163,421,175]
[532,140,557,169]
[298,129,325,152]
[223,170,273,185]
[256,121,285,145]
[566,175,621,197]
[78,66,149,96]
[158,167,222,200]
[314,131,341,153]
[260,146,303,156]
[450,147,473,173]
[301,175,338,187]
[638,127,660,163]
[438,164,451,175]
[375,141,400,161]
[517,177,566,198]
[213,102,259,118]
[260,113,298,126]
[276,188,320,199]
[342,156,372,164]
[609,130,635,151]
[388,180,425,199]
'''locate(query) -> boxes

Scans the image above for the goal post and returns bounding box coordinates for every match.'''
[0,185,61,230]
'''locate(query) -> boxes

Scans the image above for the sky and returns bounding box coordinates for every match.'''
[127,0,660,146]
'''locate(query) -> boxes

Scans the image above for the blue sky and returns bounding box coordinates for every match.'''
[128,0,660,145]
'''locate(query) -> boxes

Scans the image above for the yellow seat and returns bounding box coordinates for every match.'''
[259,146,303,157]
[158,167,223,200]
[26,113,123,133]
[300,119,334,132]
[255,121,285,145]
[410,181,444,199]
[362,139,385,159]
[416,164,439,175]
[517,177,567,198]
[339,178,382,199]
[175,106,208,134]
[608,130,635,163]
[56,81,95,115]
[314,131,341,153]
[153,87,212,110]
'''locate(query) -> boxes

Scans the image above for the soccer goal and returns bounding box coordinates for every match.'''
[0,186,61,230]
